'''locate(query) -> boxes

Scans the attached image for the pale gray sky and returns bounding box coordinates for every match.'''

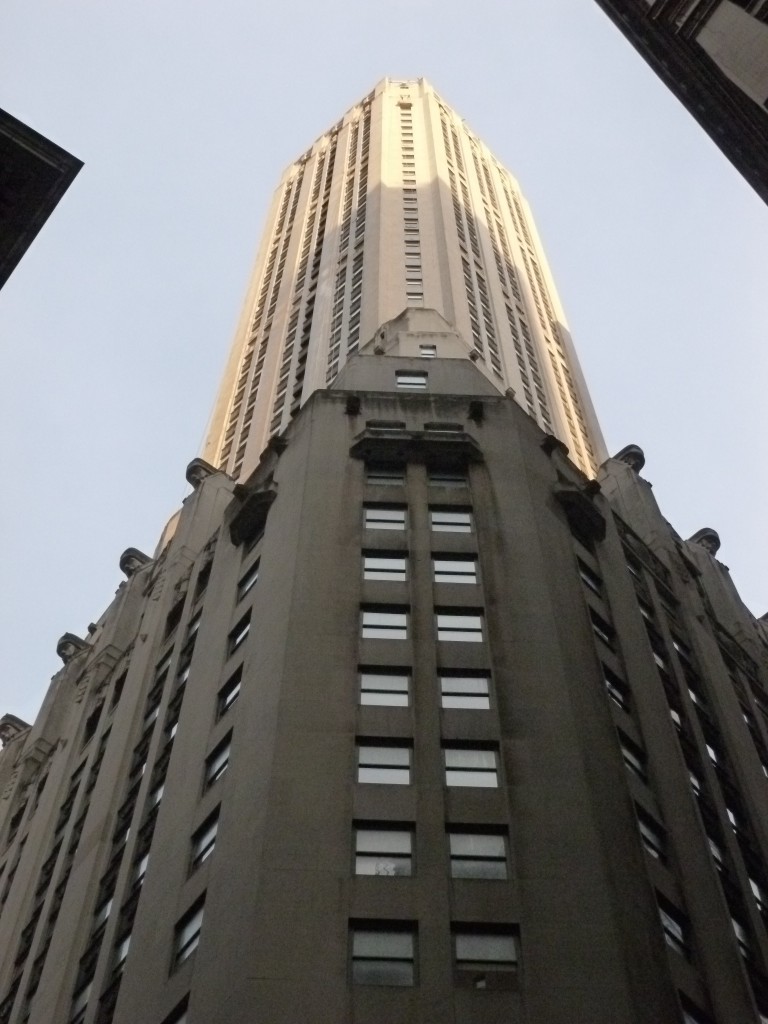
[1,0,767,724]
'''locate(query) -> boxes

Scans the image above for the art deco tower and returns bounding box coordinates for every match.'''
[203,78,605,479]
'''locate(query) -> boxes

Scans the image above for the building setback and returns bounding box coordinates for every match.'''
[203,78,605,480]
[592,0,768,206]
[1,318,768,1024]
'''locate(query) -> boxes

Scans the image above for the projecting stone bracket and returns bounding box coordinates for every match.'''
[228,487,278,546]
[349,427,484,465]
[553,483,606,542]
[0,714,31,748]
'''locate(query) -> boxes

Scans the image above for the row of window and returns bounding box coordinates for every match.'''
[364,505,471,532]
[360,669,490,709]
[361,607,483,642]
[363,553,477,583]
[357,743,499,788]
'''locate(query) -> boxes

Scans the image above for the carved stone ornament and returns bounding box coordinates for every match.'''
[689,527,721,556]
[186,457,217,489]
[56,632,88,664]
[613,444,646,473]
[119,547,151,578]
[0,714,31,747]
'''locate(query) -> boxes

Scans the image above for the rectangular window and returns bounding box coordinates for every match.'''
[227,612,251,656]
[419,344,437,358]
[364,505,406,531]
[444,747,498,788]
[190,810,219,871]
[636,806,666,861]
[237,561,259,602]
[428,469,466,487]
[430,508,472,533]
[361,607,408,640]
[358,743,411,785]
[204,735,231,789]
[577,559,602,595]
[454,928,517,972]
[359,669,410,707]
[436,611,483,642]
[366,464,405,486]
[449,830,507,879]
[363,554,407,582]
[351,924,415,986]
[355,825,413,876]
[172,898,205,970]
[603,665,629,711]
[590,609,615,649]
[658,897,688,957]
[395,371,428,391]
[440,673,490,710]
[433,557,478,584]
[217,667,242,719]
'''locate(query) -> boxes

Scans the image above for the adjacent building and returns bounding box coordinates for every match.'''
[592,0,768,205]
[2,82,768,1024]
[0,109,82,290]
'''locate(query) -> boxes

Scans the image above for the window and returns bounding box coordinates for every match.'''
[217,667,242,718]
[363,554,407,582]
[750,877,767,915]
[732,916,752,958]
[112,931,131,978]
[227,612,251,656]
[159,999,189,1024]
[436,611,483,642]
[433,557,478,584]
[172,898,205,970]
[190,810,219,871]
[363,505,406,531]
[428,468,466,487]
[636,807,666,861]
[351,923,415,986]
[449,830,507,879]
[444,747,498,788]
[359,669,410,707]
[430,507,472,533]
[366,464,405,486]
[658,897,688,957]
[590,610,615,649]
[204,735,231,789]
[395,371,427,391]
[355,825,412,876]
[454,928,517,973]
[361,607,408,639]
[357,743,411,785]
[577,559,602,595]
[419,344,436,358]
[440,673,490,710]
[619,732,647,782]
[707,835,725,870]
[237,561,259,602]
[602,665,628,711]
[131,853,149,888]
[69,984,91,1024]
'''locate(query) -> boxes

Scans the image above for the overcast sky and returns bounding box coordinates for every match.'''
[1,0,767,724]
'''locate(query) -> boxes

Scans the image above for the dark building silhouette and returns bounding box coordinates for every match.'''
[0,109,82,291]
[593,0,768,205]
[1,309,768,1024]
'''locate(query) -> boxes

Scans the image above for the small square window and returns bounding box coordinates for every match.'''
[366,464,405,486]
[190,810,219,872]
[204,735,231,789]
[444,746,498,788]
[361,606,408,640]
[358,743,411,785]
[363,554,407,582]
[217,667,242,719]
[351,923,415,986]
[395,371,427,391]
[440,673,490,710]
[172,898,205,971]
[237,560,259,602]
[449,830,507,879]
[433,557,478,584]
[227,612,251,656]
[359,668,410,706]
[355,825,413,876]
[430,508,472,533]
[419,344,436,358]
[363,505,406,531]
[436,611,483,643]
[454,928,517,972]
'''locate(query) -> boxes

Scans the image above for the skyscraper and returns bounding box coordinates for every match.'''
[2,81,768,1024]
[203,79,605,480]
[592,0,768,205]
